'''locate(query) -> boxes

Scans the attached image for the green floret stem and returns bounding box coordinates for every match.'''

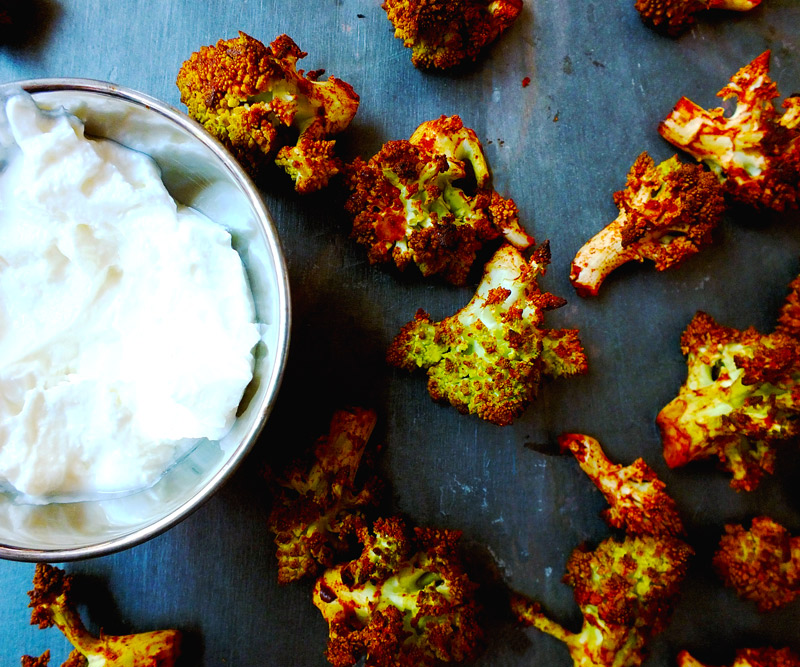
[330,556,452,637]
[43,599,180,667]
[516,599,646,667]
[249,82,320,136]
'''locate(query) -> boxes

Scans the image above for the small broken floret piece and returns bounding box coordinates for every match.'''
[312,516,483,667]
[559,433,685,538]
[381,0,522,69]
[712,516,800,611]
[345,115,534,285]
[777,273,800,338]
[266,407,382,584]
[176,32,359,192]
[659,51,800,211]
[570,152,725,296]
[512,533,693,667]
[26,563,181,667]
[657,305,800,491]
[20,653,52,667]
[635,0,762,36]
[678,647,800,667]
[387,243,587,426]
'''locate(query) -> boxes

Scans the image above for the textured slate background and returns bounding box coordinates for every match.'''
[1,1,799,665]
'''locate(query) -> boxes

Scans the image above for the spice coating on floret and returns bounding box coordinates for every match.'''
[387,243,587,425]
[635,0,761,36]
[312,516,483,667]
[659,51,800,211]
[265,407,382,584]
[678,646,800,667]
[712,516,800,611]
[560,433,685,538]
[381,0,523,69]
[176,32,359,193]
[24,563,181,667]
[512,533,693,667]
[570,152,725,296]
[345,115,534,285]
[657,285,800,490]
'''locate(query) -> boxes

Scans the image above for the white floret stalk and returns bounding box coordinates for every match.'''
[570,213,640,297]
[707,0,762,10]
[675,651,708,667]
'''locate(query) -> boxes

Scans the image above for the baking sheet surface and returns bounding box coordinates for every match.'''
[1,1,799,665]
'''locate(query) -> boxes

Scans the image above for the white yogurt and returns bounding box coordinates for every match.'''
[0,93,261,502]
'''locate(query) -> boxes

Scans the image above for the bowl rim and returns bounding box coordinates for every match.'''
[0,78,292,562]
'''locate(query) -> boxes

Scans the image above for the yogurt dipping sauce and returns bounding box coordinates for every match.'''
[0,93,261,502]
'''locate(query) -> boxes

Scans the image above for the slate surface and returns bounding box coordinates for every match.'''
[1,1,799,665]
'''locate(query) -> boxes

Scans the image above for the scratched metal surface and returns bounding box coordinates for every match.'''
[1,1,800,665]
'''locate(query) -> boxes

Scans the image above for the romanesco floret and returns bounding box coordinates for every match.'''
[635,0,761,36]
[512,533,693,667]
[559,433,685,538]
[381,0,523,69]
[23,563,181,667]
[659,51,800,211]
[266,407,382,584]
[657,297,800,491]
[387,243,587,425]
[678,647,800,667]
[345,115,533,285]
[176,32,359,193]
[712,516,800,611]
[312,516,483,667]
[570,152,725,297]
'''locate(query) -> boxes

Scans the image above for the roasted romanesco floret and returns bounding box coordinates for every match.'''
[656,277,800,490]
[345,115,534,285]
[678,647,800,667]
[559,433,685,538]
[312,516,483,667]
[23,563,181,667]
[266,407,382,584]
[512,534,693,667]
[381,0,523,69]
[387,243,587,426]
[659,51,800,211]
[176,32,359,193]
[712,516,800,612]
[570,152,725,297]
[635,0,761,36]
[513,427,692,667]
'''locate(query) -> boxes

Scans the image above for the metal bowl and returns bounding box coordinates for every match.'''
[0,79,291,561]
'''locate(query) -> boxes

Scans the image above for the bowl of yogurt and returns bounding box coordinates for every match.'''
[0,79,291,560]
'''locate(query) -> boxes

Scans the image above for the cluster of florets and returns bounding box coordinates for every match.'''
[344,115,534,285]
[381,0,523,69]
[512,434,693,667]
[176,32,359,193]
[312,516,483,667]
[265,407,383,584]
[570,151,726,296]
[659,51,800,211]
[635,0,762,36]
[387,242,587,425]
[657,270,800,490]
[22,563,181,667]
[712,516,799,611]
